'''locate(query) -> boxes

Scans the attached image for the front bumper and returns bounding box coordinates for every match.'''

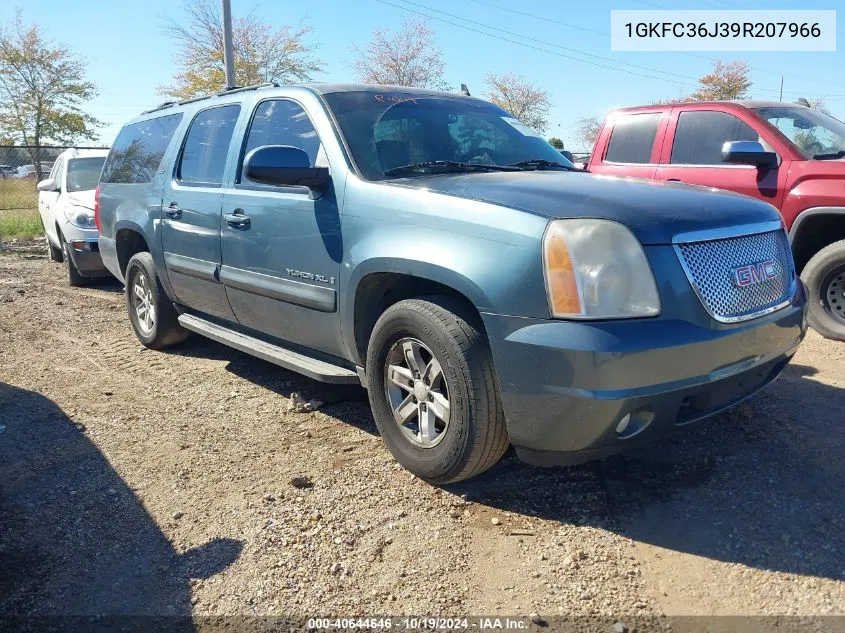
[482,283,807,466]
[65,239,110,278]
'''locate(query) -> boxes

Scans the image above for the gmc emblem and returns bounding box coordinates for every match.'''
[732,260,779,287]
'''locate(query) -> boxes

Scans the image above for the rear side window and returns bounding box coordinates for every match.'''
[101,113,183,184]
[177,105,241,186]
[671,111,760,165]
[605,113,661,164]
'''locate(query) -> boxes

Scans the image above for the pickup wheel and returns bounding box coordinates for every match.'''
[801,239,845,342]
[366,296,509,484]
[125,251,188,350]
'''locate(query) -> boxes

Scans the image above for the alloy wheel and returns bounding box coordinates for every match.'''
[384,337,451,448]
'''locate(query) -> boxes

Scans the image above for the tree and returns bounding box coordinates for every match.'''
[161,0,323,100]
[574,115,602,150]
[547,137,564,150]
[351,18,448,90]
[688,59,751,101]
[0,11,100,178]
[484,73,552,134]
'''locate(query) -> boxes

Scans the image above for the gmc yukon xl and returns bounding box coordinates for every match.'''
[587,100,845,341]
[96,84,807,483]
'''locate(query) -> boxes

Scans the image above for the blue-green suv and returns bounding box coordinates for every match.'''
[96,83,807,483]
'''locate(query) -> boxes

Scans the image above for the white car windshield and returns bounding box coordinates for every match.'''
[66,156,106,192]
[755,106,845,160]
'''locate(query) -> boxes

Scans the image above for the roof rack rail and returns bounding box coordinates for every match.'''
[216,82,280,96]
[141,101,177,114]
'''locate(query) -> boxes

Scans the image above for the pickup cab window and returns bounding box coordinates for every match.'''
[604,113,661,164]
[671,111,760,165]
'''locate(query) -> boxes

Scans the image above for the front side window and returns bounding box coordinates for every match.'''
[754,106,845,159]
[321,91,572,180]
[605,113,661,164]
[178,105,241,186]
[240,99,320,183]
[101,113,184,184]
[671,111,760,165]
[66,156,106,192]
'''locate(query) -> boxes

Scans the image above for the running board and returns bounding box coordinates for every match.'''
[177,314,360,385]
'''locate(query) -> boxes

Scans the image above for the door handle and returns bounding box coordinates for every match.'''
[667,178,683,183]
[224,209,251,228]
[164,202,182,219]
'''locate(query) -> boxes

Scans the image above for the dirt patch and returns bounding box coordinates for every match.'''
[1,254,843,622]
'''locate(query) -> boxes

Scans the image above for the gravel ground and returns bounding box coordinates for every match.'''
[1,250,844,629]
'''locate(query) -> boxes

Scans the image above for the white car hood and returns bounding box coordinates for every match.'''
[66,190,95,210]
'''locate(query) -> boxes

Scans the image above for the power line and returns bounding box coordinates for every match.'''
[378,0,845,100]
[464,0,845,96]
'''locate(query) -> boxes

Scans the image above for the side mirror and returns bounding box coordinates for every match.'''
[722,141,778,170]
[243,145,329,190]
[560,150,574,163]
[37,178,58,192]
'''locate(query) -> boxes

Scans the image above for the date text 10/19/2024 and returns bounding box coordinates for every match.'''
[307,617,532,630]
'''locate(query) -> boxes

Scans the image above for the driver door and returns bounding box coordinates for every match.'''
[655,108,787,208]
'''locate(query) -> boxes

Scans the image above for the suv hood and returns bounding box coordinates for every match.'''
[66,190,95,210]
[389,171,781,245]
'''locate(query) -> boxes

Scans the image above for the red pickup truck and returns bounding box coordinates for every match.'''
[587,100,845,341]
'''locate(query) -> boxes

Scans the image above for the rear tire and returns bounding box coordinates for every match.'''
[125,251,188,350]
[365,296,509,484]
[801,239,845,342]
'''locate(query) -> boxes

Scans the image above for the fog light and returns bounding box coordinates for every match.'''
[71,241,92,252]
[615,413,631,434]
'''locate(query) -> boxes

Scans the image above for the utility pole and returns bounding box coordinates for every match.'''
[779,76,784,102]
[222,0,236,90]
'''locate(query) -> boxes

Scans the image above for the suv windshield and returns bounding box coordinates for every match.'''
[66,156,106,192]
[755,106,845,159]
[322,91,573,180]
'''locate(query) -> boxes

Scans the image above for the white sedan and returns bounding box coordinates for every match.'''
[37,148,112,286]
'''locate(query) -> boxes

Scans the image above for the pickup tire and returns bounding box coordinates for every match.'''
[801,239,845,342]
[365,296,509,484]
[125,251,188,349]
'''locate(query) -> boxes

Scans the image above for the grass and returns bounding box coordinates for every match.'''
[0,209,44,240]
[0,178,38,212]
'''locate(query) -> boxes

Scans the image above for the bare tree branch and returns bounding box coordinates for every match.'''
[484,72,551,134]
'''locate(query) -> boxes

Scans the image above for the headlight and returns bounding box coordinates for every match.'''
[543,219,660,319]
[65,206,96,229]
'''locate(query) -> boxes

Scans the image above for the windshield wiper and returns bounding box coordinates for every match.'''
[812,150,845,160]
[384,160,522,176]
[507,159,575,171]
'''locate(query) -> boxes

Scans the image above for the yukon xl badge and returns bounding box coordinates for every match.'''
[732,260,779,287]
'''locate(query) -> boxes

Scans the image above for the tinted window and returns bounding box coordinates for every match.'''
[671,111,760,165]
[241,99,320,178]
[321,91,572,181]
[101,113,183,184]
[67,156,106,192]
[605,113,661,164]
[178,105,241,186]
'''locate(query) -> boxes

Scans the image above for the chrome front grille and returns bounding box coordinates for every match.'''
[675,228,794,323]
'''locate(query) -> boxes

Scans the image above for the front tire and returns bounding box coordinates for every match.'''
[125,251,188,349]
[365,296,509,484]
[801,239,845,342]
[61,239,87,287]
